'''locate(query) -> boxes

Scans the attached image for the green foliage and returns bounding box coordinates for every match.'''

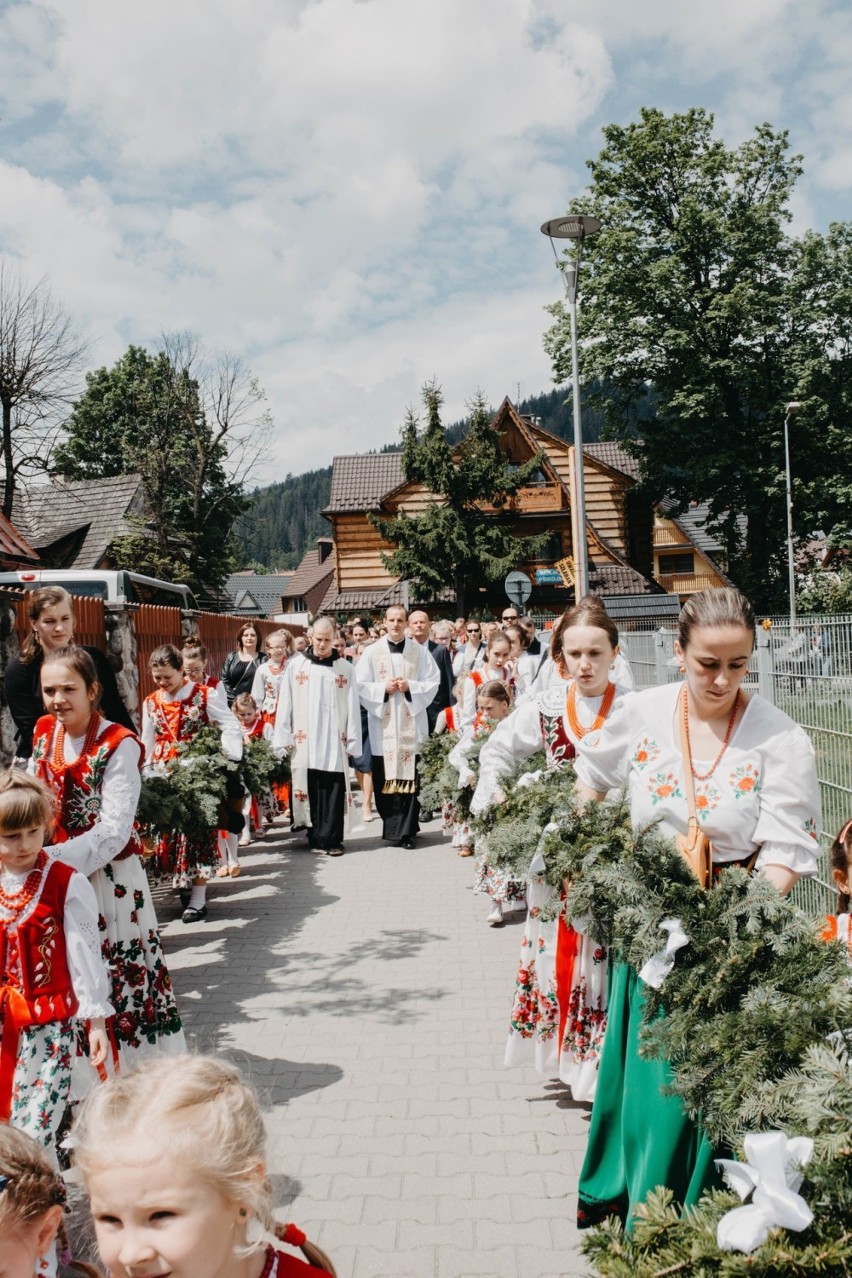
[417,730,459,814]
[370,382,551,612]
[240,735,290,796]
[54,343,248,591]
[543,107,852,611]
[798,567,852,616]
[233,467,333,570]
[137,726,238,839]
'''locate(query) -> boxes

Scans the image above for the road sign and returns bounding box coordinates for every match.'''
[535,568,563,585]
[554,556,575,587]
[504,570,532,608]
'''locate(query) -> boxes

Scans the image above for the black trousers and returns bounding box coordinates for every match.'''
[306,769,346,851]
[372,754,419,844]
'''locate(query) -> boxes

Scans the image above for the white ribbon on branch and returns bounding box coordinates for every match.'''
[516,769,544,789]
[715,1131,814,1254]
[638,917,689,988]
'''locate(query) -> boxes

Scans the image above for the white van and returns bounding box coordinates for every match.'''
[0,569,197,610]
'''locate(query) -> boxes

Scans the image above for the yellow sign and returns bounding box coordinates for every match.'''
[555,556,575,587]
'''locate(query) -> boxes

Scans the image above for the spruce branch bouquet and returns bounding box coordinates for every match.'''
[137,726,238,839]
[531,795,852,1274]
[240,736,290,796]
[417,731,457,814]
[470,750,573,884]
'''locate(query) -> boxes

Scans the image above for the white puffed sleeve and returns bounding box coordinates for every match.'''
[64,873,114,1020]
[140,696,157,763]
[572,693,634,794]
[471,700,543,814]
[47,736,143,878]
[448,727,477,789]
[752,727,822,877]
[205,689,243,761]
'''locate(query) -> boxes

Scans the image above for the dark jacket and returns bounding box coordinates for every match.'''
[425,639,455,733]
[5,645,136,759]
[220,649,267,706]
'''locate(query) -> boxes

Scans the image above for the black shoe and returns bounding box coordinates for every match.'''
[179,888,192,908]
[419,810,434,822]
[181,904,208,924]
[326,846,345,857]
[399,837,416,849]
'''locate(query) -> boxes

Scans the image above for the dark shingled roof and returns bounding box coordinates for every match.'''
[225,572,293,616]
[283,540,335,603]
[324,453,406,514]
[589,562,657,596]
[0,512,38,563]
[12,474,145,569]
[584,442,641,481]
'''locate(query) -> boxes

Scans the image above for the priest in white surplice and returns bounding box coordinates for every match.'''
[355,604,440,848]
[274,616,361,856]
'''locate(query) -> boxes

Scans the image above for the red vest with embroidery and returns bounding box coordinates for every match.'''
[0,860,78,1026]
[145,683,211,765]
[32,715,144,861]
[539,699,576,769]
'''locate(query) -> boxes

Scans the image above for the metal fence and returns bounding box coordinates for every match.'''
[620,614,852,915]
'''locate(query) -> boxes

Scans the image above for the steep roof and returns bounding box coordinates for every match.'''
[584,441,641,481]
[0,511,39,563]
[283,541,335,601]
[225,572,293,616]
[324,453,406,514]
[12,474,145,569]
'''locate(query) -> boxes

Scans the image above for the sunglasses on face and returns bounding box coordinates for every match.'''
[502,614,518,621]
[467,627,481,633]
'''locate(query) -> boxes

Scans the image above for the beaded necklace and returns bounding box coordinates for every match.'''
[681,686,741,781]
[566,681,616,739]
[0,849,47,917]
[49,712,103,776]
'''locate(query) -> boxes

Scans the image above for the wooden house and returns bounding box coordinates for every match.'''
[320,399,729,617]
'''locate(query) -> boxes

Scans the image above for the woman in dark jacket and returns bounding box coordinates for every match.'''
[5,585,135,759]
[220,622,266,705]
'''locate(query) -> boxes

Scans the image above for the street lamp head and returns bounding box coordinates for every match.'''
[540,215,602,240]
[786,401,802,415]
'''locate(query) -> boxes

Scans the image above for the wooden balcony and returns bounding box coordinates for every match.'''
[477,483,565,514]
[657,571,722,595]
[653,522,689,547]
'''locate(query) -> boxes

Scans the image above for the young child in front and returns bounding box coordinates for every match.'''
[73,1054,336,1278]
[251,629,293,819]
[233,692,273,848]
[0,771,111,1158]
[825,819,852,957]
[0,1123,98,1278]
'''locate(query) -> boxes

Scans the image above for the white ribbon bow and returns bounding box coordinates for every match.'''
[516,769,543,789]
[716,1131,814,1253]
[638,917,689,988]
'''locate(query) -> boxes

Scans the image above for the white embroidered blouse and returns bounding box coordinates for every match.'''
[575,681,822,876]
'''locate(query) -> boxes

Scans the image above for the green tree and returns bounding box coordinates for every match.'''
[543,107,852,610]
[55,337,268,591]
[369,382,549,613]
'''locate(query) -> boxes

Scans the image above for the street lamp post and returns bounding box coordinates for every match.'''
[541,214,601,600]
[784,401,801,631]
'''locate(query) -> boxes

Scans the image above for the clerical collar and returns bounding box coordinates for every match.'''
[387,639,406,653]
[306,648,335,667]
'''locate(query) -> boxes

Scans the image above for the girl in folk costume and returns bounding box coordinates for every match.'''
[823,820,852,960]
[73,1055,337,1278]
[503,624,538,698]
[471,598,627,1095]
[234,692,273,846]
[0,1124,100,1278]
[0,772,111,1164]
[460,630,512,725]
[251,629,293,819]
[436,676,467,839]
[448,680,511,860]
[31,647,184,1080]
[141,644,243,925]
[574,589,820,1231]
[182,636,224,698]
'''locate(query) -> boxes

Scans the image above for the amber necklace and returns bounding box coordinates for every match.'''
[681,686,741,781]
[0,849,47,916]
[50,712,103,776]
[566,681,617,738]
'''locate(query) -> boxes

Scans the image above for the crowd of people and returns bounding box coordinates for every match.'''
[0,582,849,1275]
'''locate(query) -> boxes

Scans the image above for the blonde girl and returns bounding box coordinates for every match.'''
[0,1124,98,1278]
[0,772,111,1161]
[251,630,293,819]
[73,1054,336,1278]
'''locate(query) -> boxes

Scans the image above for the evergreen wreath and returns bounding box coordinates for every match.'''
[532,797,852,1275]
[417,730,458,815]
[137,726,239,839]
[240,736,291,796]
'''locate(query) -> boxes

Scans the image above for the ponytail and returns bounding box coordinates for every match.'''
[276,1222,337,1276]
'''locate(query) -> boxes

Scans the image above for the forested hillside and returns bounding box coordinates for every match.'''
[233,389,607,569]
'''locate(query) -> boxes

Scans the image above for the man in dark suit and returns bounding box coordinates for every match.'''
[519,614,542,656]
[408,610,455,820]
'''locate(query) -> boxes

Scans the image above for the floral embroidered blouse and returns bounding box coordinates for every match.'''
[575,681,821,876]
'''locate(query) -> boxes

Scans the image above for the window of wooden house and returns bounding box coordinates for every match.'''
[658,552,695,576]
[530,531,563,563]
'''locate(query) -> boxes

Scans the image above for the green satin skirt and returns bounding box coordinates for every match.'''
[577,961,719,1231]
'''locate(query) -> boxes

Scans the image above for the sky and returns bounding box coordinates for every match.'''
[1,0,851,488]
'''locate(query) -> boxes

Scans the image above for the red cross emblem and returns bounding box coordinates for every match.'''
[295,789,308,802]
[296,670,310,685]
[335,673,348,688]
[294,730,307,744]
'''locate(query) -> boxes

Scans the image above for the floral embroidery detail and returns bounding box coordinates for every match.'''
[802,816,818,841]
[729,762,761,799]
[632,737,660,771]
[694,782,721,822]
[648,771,683,804]
[538,709,576,769]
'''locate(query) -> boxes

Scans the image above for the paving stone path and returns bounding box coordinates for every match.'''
[107,812,592,1277]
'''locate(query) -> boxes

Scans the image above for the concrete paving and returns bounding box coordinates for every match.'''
[94,810,592,1277]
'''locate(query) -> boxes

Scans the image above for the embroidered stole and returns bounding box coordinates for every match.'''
[368,639,419,794]
[290,657,353,829]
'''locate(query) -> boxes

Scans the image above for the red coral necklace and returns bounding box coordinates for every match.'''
[0,849,47,916]
[681,687,741,781]
[566,681,616,739]
[50,712,103,776]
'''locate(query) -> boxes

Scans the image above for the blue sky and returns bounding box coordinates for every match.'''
[1,0,850,486]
